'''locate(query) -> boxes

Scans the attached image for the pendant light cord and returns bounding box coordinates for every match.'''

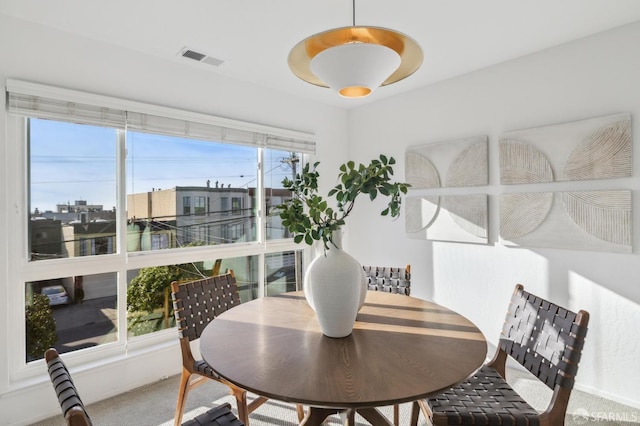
[352,0,356,26]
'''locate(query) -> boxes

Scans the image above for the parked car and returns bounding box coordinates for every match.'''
[41,284,70,306]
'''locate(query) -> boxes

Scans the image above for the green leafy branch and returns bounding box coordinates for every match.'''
[275,155,409,251]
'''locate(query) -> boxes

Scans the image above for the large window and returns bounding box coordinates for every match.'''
[8,80,315,365]
[266,250,303,296]
[126,132,258,250]
[26,273,117,359]
[125,255,265,338]
[264,149,298,240]
[29,119,117,261]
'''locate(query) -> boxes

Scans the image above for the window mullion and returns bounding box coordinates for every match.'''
[257,147,265,298]
[258,253,266,299]
[257,148,265,246]
[117,129,128,345]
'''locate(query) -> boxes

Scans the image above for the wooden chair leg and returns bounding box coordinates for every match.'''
[393,404,400,426]
[410,400,433,426]
[247,395,268,413]
[228,386,250,426]
[418,399,432,421]
[296,404,306,422]
[174,369,192,426]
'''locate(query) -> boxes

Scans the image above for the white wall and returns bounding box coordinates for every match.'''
[0,14,348,425]
[347,21,640,408]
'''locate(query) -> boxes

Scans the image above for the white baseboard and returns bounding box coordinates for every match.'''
[574,382,640,410]
[505,359,640,411]
[0,340,181,426]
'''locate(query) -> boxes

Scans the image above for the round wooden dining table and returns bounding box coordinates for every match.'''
[200,291,487,426]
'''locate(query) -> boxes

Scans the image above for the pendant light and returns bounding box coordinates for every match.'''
[288,0,423,98]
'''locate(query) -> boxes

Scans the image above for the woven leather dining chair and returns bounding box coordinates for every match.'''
[45,347,242,426]
[171,272,265,426]
[410,284,590,426]
[363,264,411,296]
[172,272,304,426]
[362,264,411,426]
[45,348,93,426]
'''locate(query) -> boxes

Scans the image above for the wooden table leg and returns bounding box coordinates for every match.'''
[302,406,392,426]
[393,404,400,426]
[357,408,393,426]
[410,400,433,426]
[410,401,420,426]
[345,408,355,426]
[301,407,341,426]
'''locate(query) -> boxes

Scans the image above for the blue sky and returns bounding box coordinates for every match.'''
[30,119,293,213]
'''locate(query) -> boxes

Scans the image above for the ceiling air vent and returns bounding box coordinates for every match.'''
[182,49,207,61]
[179,47,225,67]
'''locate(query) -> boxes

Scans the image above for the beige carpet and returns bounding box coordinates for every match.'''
[32,368,640,425]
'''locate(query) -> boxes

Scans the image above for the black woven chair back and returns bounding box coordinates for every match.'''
[172,273,241,342]
[44,347,244,426]
[499,284,589,390]
[45,348,92,426]
[363,265,411,295]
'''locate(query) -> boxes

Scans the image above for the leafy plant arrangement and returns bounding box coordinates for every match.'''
[275,155,409,250]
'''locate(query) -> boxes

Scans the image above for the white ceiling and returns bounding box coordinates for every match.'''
[2,0,640,109]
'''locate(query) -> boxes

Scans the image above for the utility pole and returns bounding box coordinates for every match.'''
[281,152,299,180]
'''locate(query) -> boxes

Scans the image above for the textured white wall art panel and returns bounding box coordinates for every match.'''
[499,141,554,184]
[405,136,488,189]
[500,192,554,239]
[500,190,632,253]
[405,152,440,189]
[499,113,631,183]
[406,194,488,244]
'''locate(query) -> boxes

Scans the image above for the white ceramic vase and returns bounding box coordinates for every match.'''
[303,230,367,338]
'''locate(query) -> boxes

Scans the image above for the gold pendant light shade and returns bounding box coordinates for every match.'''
[288,26,423,98]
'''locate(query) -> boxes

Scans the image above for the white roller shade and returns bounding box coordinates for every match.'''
[267,136,316,154]
[6,79,316,153]
[126,111,265,148]
[7,90,127,128]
